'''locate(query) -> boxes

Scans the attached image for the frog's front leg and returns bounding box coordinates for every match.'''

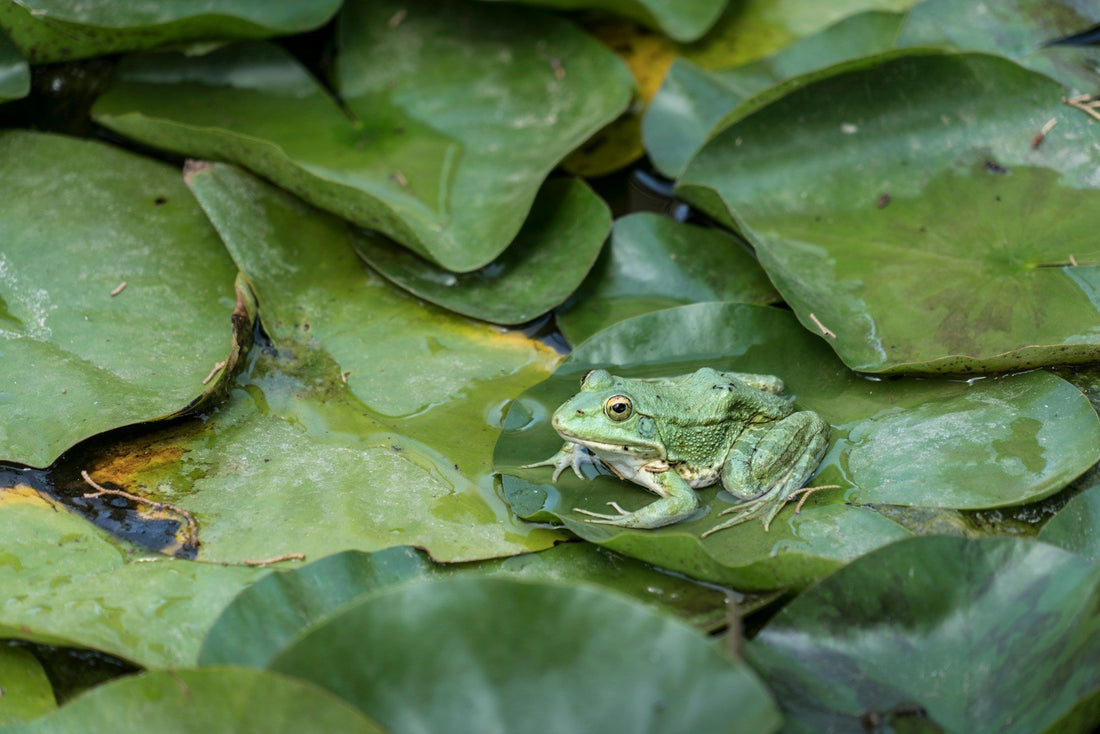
[574,462,699,529]
[521,442,589,481]
[702,411,829,537]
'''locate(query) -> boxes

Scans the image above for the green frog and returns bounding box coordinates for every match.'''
[524,368,830,537]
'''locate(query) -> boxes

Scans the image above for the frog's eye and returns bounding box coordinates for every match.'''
[604,395,633,421]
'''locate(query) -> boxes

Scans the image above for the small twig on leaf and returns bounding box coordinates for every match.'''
[789,484,842,514]
[242,553,306,567]
[109,282,127,297]
[81,470,199,548]
[202,361,227,385]
[809,312,837,339]
[1063,94,1100,123]
[1031,117,1058,149]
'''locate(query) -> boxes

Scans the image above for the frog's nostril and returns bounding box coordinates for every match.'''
[575,409,584,415]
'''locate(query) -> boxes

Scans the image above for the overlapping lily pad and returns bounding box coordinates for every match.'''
[679,52,1100,373]
[200,543,735,669]
[354,178,610,324]
[92,0,634,272]
[748,536,1100,733]
[644,11,904,177]
[265,577,781,734]
[0,646,55,725]
[1039,484,1100,562]
[0,131,245,469]
[0,488,266,669]
[556,212,780,344]
[91,162,564,564]
[0,0,341,63]
[477,0,728,41]
[0,27,28,102]
[495,302,1100,589]
[4,668,385,734]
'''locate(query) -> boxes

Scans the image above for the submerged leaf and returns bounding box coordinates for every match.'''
[0,131,244,468]
[269,577,781,734]
[749,536,1100,733]
[93,0,633,272]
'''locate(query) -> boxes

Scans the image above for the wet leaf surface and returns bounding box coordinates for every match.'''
[0,131,243,468]
[679,53,1100,372]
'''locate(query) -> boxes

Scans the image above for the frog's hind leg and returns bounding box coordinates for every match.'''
[702,411,829,537]
[574,466,699,529]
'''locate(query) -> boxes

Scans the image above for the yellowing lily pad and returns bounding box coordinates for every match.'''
[93,162,565,565]
[0,131,245,469]
[92,0,634,272]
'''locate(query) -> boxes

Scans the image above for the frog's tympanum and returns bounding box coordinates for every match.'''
[524,368,829,537]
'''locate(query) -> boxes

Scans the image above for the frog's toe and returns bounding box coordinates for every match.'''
[574,502,631,523]
[702,497,782,538]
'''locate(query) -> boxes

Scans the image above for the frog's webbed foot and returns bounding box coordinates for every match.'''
[574,502,632,523]
[522,443,588,481]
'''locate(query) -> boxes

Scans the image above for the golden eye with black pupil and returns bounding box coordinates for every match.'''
[604,395,632,421]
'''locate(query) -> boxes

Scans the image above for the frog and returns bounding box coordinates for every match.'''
[523,367,830,537]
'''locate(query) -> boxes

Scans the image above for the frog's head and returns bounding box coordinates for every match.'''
[550,369,664,458]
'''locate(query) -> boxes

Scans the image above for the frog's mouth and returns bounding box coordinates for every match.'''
[557,434,663,460]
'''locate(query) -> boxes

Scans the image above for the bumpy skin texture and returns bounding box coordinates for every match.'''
[524,368,829,535]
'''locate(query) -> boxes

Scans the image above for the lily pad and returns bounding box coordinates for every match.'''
[200,543,736,669]
[86,162,565,565]
[354,178,610,325]
[1038,484,1100,562]
[556,212,780,344]
[747,535,1100,733]
[679,52,1100,373]
[495,302,1100,589]
[92,0,634,272]
[0,27,28,102]
[0,488,267,669]
[0,0,341,64]
[644,10,904,177]
[0,646,55,725]
[268,577,781,734]
[0,131,245,469]
[478,0,727,42]
[3,668,385,734]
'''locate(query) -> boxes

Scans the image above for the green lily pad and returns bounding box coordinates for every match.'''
[0,0,340,64]
[0,646,55,725]
[556,212,780,345]
[679,52,1100,373]
[92,0,634,272]
[476,0,728,42]
[354,178,610,325]
[747,536,1100,733]
[1039,484,1100,562]
[644,11,904,177]
[495,302,1100,589]
[0,488,266,669]
[200,543,737,669]
[0,131,246,469]
[3,668,385,734]
[88,162,565,564]
[0,27,28,102]
[268,577,781,734]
